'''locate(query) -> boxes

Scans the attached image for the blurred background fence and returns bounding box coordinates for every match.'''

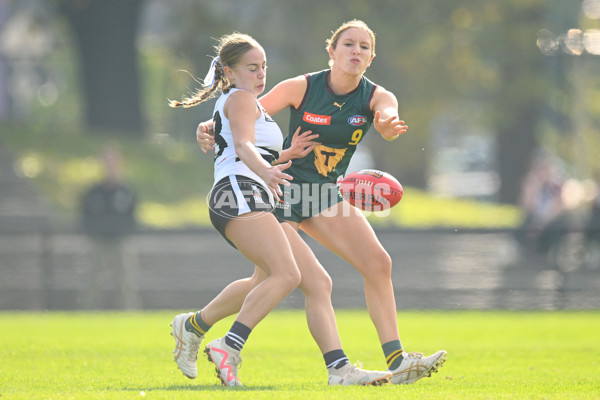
[2,0,600,311]
[2,226,599,311]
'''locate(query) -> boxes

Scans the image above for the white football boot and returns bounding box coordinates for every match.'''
[328,363,392,386]
[170,312,204,379]
[204,337,243,387]
[389,350,447,384]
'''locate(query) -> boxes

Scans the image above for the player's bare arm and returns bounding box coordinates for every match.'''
[227,90,292,197]
[370,87,407,141]
[197,76,307,154]
[196,120,215,153]
[273,126,319,165]
[258,75,307,116]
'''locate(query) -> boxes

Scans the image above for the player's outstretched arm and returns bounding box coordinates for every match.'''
[371,87,408,141]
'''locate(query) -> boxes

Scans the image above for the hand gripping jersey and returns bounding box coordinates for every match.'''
[212,88,283,205]
[283,69,377,185]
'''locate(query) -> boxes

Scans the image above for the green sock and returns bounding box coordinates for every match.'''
[185,310,211,337]
[382,340,404,370]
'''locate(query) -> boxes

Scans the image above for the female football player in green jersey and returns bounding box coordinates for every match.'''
[194,20,447,384]
[170,31,393,387]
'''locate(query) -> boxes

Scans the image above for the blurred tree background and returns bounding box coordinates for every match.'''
[1,0,599,228]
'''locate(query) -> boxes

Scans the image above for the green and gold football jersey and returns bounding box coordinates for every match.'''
[283,69,376,185]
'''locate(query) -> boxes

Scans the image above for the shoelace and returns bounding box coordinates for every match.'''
[187,337,201,361]
[404,352,424,359]
[346,363,362,377]
[227,354,243,372]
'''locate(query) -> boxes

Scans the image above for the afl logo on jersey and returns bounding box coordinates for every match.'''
[348,115,367,126]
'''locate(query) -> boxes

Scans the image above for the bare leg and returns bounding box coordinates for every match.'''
[224,212,301,329]
[198,220,344,354]
[301,201,399,345]
[281,222,342,353]
[201,267,267,325]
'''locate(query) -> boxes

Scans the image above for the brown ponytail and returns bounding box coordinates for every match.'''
[169,33,262,108]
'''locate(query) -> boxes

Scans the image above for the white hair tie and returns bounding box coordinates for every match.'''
[203,56,219,87]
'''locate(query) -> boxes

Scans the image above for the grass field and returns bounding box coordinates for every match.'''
[1,310,599,399]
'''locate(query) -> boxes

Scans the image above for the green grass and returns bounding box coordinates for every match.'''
[1,311,598,399]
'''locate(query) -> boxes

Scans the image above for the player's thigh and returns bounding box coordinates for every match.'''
[225,212,298,276]
[300,202,391,273]
[281,222,332,294]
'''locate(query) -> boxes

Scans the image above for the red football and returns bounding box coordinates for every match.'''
[339,169,403,211]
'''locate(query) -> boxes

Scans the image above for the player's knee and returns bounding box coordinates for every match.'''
[366,249,392,279]
[317,267,333,294]
[320,272,333,294]
[302,268,332,296]
[248,271,267,287]
[276,265,302,292]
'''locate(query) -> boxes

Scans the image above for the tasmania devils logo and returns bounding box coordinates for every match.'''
[348,115,367,126]
[303,112,331,125]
